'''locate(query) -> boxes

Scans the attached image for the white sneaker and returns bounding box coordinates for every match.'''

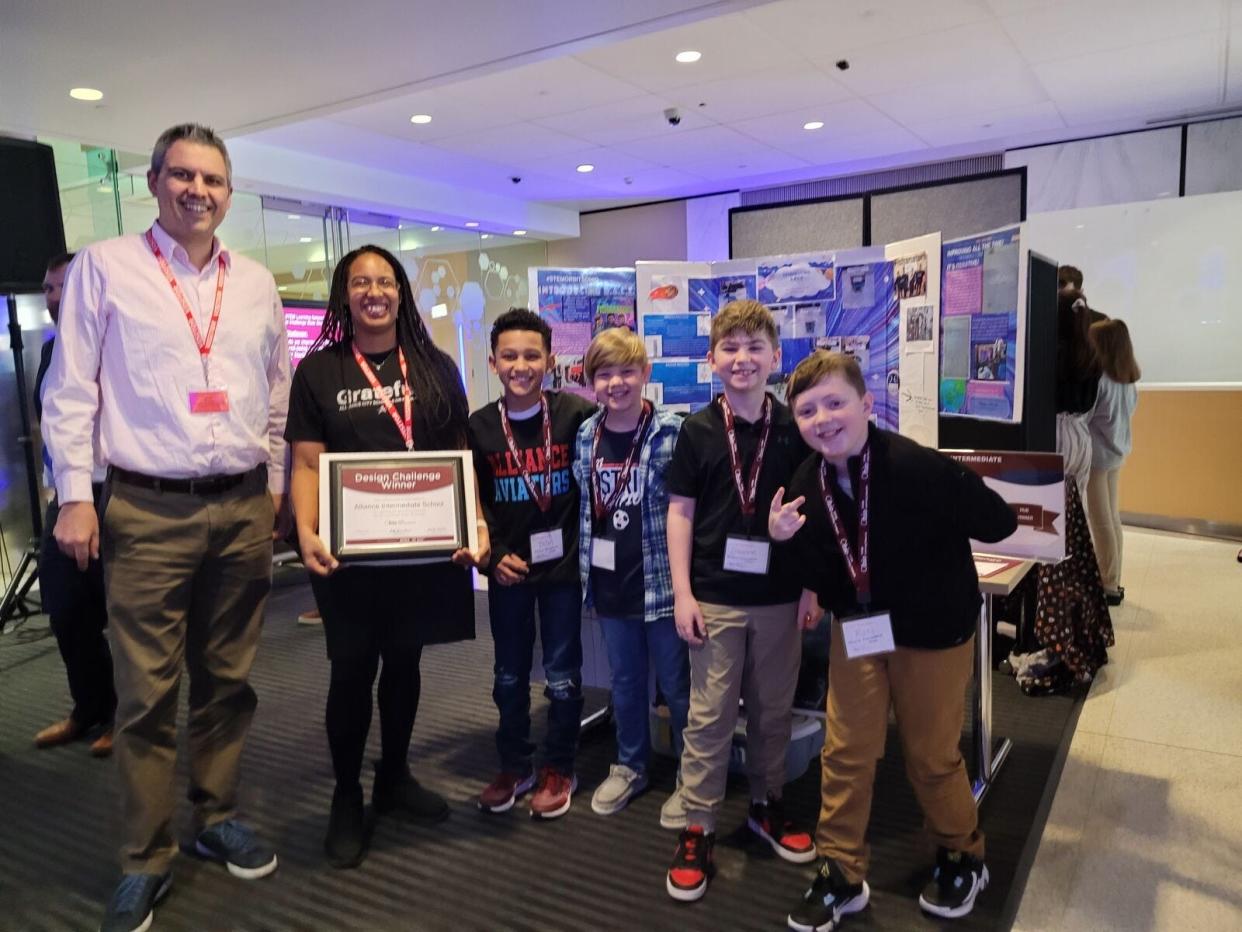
[660,783,688,830]
[590,764,648,815]
[297,610,322,626]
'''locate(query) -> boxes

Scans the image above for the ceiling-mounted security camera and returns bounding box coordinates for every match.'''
[663,107,682,126]
[510,176,522,184]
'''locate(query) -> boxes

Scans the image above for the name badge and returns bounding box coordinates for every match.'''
[723,535,771,575]
[530,529,564,564]
[840,612,895,660]
[590,537,616,572]
[188,388,229,414]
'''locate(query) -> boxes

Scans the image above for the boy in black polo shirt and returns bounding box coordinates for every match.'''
[663,300,817,903]
[469,308,595,819]
[770,350,1016,930]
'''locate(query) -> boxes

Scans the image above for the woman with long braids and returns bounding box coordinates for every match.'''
[286,245,487,868]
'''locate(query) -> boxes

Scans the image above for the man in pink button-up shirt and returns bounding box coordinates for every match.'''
[42,123,290,932]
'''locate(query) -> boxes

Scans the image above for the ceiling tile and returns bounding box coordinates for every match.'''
[732,99,911,148]
[432,58,648,121]
[676,149,811,182]
[531,94,717,146]
[826,21,1024,97]
[999,0,1225,64]
[573,12,790,93]
[774,128,931,167]
[1034,31,1224,126]
[613,124,784,166]
[866,63,1049,125]
[427,121,596,161]
[518,147,663,180]
[904,100,1066,147]
[665,62,853,124]
[741,0,999,62]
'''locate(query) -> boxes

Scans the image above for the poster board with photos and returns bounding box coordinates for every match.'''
[886,233,941,447]
[529,267,637,401]
[939,225,1026,423]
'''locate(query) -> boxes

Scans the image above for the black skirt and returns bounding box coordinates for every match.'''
[309,561,475,651]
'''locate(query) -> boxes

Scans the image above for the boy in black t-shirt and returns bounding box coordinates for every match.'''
[469,308,595,820]
[664,300,816,903]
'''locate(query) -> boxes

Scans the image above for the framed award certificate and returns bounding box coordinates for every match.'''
[318,451,479,563]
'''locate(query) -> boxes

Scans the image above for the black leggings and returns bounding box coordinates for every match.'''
[326,642,422,788]
[311,567,428,789]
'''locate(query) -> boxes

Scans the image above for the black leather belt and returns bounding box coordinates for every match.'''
[110,464,265,496]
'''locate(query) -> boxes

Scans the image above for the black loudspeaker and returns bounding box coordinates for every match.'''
[0,137,67,293]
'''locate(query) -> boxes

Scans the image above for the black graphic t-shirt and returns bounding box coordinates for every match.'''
[588,424,644,619]
[468,391,596,586]
[285,342,465,453]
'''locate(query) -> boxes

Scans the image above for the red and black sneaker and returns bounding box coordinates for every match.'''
[666,825,716,902]
[748,795,816,864]
[477,770,536,814]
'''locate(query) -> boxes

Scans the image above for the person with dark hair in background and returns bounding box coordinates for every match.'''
[286,244,483,868]
[1022,289,1114,695]
[32,251,117,757]
[43,123,290,932]
[1058,265,1107,323]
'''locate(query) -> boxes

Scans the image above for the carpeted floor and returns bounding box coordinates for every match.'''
[0,578,1084,931]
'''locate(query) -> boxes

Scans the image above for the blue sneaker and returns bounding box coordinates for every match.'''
[100,872,172,932]
[194,820,278,880]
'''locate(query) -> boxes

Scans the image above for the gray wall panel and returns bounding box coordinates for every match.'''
[869,174,1022,244]
[730,198,864,258]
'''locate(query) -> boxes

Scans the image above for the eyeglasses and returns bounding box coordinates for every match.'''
[348,276,398,292]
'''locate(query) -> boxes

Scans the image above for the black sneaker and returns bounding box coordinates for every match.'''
[748,795,816,863]
[100,872,172,932]
[324,784,367,870]
[787,859,869,932]
[372,761,450,823]
[194,819,278,880]
[666,825,716,902]
[918,848,989,919]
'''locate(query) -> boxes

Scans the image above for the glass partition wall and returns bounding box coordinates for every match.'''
[39,136,550,408]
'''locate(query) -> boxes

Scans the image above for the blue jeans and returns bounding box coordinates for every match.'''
[488,580,583,775]
[597,614,690,774]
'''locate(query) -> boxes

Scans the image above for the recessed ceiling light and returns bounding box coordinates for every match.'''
[287,214,301,220]
[409,114,432,124]
[803,121,824,130]
[299,236,313,243]
[277,285,288,292]
[69,87,103,101]
[464,221,479,228]
[675,50,702,63]
[513,230,527,236]
[480,233,490,239]
[576,163,595,173]
[430,225,442,232]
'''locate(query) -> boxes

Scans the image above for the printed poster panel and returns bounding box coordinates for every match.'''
[644,360,715,414]
[530,267,637,401]
[939,226,1025,423]
[886,233,941,448]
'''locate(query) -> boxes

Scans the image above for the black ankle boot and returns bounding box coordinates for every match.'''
[371,761,450,823]
[324,783,367,869]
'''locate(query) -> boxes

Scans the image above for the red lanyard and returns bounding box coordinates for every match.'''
[145,228,224,384]
[718,393,772,518]
[818,445,872,606]
[352,344,413,451]
[590,401,652,522]
[498,394,553,513]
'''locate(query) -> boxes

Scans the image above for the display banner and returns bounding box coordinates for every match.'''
[939,225,1026,423]
[529,267,637,400]
[944,449,1066,563]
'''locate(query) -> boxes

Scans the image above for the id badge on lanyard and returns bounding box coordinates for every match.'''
[589,404,651,574]
[499,396,560,563]
[719,394,773,575]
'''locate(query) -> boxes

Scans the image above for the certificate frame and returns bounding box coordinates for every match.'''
[318,450,479,564]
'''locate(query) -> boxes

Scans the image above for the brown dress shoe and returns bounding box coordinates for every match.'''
[34,717,82,748]
[90,729,114,758]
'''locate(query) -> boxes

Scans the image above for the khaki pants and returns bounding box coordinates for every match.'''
[818,620,982,883]
[679,601,799,831]
[102,473,273,873]
[1086,467,1123,593]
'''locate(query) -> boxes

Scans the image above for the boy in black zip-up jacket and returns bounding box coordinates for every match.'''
[769,350,1016,932]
